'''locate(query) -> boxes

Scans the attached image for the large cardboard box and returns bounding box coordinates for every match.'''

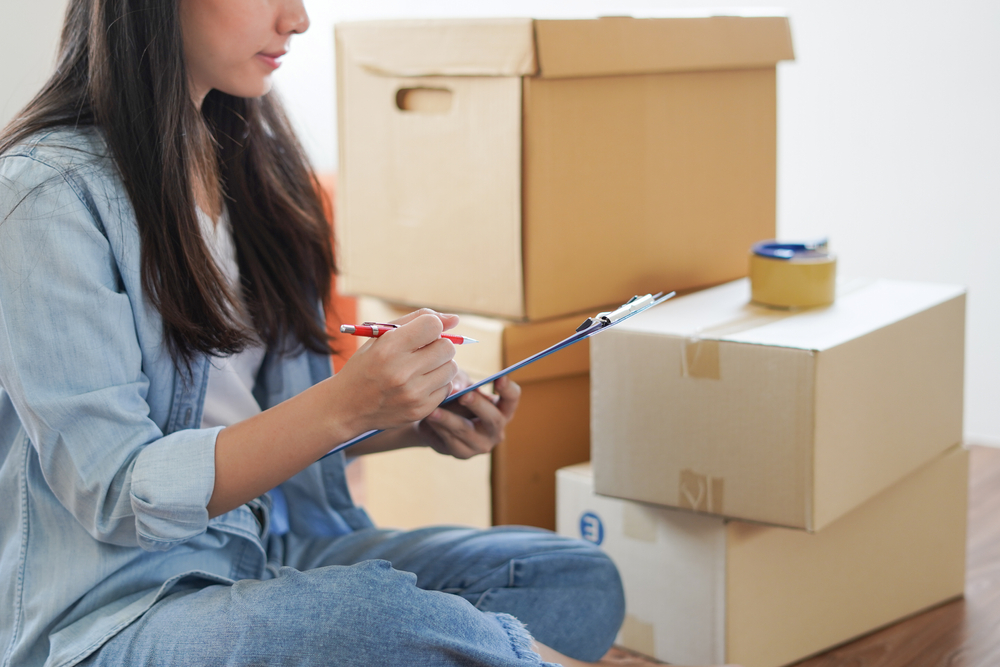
[336,15,794,320]
[592,278,966,530]
[357,298,591,530]
[557,446,968,667]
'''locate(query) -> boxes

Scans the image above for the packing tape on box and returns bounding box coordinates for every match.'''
[749,240,837,309]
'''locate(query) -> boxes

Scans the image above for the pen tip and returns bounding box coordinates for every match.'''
[465,337,479,344]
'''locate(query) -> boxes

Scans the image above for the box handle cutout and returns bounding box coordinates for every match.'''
[395,87,453,114]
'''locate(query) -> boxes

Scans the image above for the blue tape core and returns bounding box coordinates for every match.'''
[752,239,830,260]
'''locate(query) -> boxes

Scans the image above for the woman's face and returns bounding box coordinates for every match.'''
[179,0,309,105]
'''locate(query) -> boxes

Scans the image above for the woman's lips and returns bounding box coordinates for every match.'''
[256,51,286,70]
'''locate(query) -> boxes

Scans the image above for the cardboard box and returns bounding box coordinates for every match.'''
[357,297,591,530]
[557,446,968,667]
[335,16,794,320]
[592,278,966,530]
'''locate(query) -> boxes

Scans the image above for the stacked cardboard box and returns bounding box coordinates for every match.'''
[334,15,794,529]
[556,278,968,665]
[557,449,967,667]
[336,15,792,320]
[356,298,590,530]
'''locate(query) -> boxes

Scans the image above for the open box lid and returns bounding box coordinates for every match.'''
[336,18,537,77]
[336,15,794,79]
[619,279,966,353]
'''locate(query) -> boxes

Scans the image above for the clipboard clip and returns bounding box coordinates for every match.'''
[576,292,671,332]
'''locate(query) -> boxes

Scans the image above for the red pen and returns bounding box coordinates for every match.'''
[340,322,479,345]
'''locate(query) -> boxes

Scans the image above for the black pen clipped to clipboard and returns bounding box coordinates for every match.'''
[320,291,675,460]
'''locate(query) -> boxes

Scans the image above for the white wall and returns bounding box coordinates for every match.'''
[0,0,68,128]
[3,1,997,445]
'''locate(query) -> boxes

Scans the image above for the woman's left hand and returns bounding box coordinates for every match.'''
[416,374,521,459]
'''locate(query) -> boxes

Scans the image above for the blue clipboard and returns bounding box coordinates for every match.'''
[319,291,675,460]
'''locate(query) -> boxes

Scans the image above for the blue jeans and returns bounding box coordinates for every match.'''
[80,526,625,666]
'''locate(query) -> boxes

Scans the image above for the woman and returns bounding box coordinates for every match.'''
[0,0,630,665]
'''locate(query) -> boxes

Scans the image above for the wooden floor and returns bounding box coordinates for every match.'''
[794,445,1000,667]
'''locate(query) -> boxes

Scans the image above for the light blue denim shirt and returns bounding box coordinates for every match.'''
[0,128,372,667]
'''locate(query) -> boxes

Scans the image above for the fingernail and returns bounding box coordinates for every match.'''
[429,409,442,420]
[459,393,473,405]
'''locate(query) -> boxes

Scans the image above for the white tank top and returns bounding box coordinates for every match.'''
[196,208,266,429]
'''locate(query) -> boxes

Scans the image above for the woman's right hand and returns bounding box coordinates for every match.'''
[333,309,460,435]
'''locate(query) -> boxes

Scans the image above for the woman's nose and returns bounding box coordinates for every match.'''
[278,0,310,36]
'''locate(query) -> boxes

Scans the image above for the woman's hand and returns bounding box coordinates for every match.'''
[209,309,459,517]
[333,309,461,435]
[416,375,521,459]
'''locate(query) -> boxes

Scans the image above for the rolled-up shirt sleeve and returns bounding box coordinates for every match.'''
[0,154,217,550]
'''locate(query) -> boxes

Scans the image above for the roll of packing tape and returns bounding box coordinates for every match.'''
[750,240,837,308]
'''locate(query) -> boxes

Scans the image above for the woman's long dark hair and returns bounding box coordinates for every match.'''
[0,0,335,365]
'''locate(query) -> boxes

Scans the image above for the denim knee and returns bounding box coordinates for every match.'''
[472,541,625,662]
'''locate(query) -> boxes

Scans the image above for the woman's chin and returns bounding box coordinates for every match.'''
[215,77,273,100]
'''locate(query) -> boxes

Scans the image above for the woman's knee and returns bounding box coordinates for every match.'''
[468,542,625,662]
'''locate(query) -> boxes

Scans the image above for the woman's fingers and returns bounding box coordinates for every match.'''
[389,308,460,333]
[335,313,461,432]
[421,385,512,459]
[423,409,487,459]
[381,313,445,352]
[450,368,472,395]
[494,376,521,420]
[424,416,480,459]
[456,390,505,438]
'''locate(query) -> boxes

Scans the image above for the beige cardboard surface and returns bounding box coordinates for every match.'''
[363,447,491,530]
[336,17,792,320]
[591,279,966,530]
[335,19,536,77]
[534,16,794,78]
[557,446,968,666]
[558,463,727,665]
[356,298,591,530]
[521,67,777,318]
[726,445,968,666]
[336,58,525,317]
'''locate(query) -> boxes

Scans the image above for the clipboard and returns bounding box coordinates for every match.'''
[319,291,675,460]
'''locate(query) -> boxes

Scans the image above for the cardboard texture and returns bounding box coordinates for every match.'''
[355,298,593,530]
[361,447,492,530]
[557,446,968,666]
[591,278,966,530]
[336,16,794,320]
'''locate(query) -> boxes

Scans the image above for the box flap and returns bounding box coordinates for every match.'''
[336,18,537,77]
[620,279,967,352]
[534,15,794,79]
